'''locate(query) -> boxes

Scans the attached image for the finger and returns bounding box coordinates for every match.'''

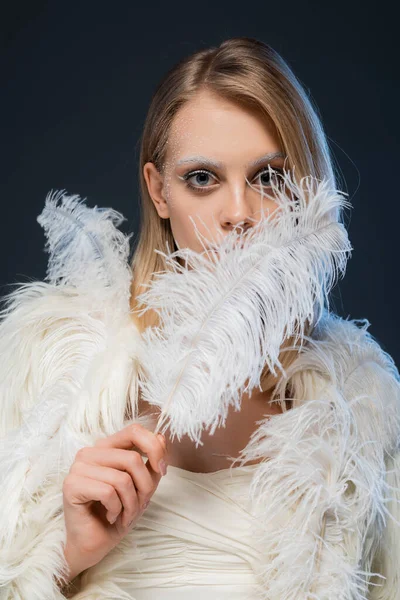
[70,462,140,528]
[157,433,167,452]
[74,447,157,497]
[143,454,164,490]
[94,423,167,475]
[63,474,123,524]
[72,449,159,523]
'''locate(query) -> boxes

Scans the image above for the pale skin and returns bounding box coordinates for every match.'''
[60,90,286,588]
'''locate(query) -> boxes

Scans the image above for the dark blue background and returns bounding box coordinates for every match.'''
[1,1,398,364]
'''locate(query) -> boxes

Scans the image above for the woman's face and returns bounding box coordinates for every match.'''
[143,90,287,255]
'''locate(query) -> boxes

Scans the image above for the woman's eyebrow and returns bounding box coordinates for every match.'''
[176,152,286,168]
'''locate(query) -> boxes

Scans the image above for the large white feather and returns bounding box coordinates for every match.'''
[135,168,353,445]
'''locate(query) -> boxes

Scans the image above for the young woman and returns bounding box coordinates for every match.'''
[1,37,399,600]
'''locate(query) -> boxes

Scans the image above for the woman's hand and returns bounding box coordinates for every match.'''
[61,422,168,579]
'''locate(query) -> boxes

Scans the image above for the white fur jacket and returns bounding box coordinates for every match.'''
[0,189,399,600]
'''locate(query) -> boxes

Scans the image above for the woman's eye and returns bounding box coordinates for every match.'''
[253,167,284,188]
[180,166,284,194]
[182,169,216,192]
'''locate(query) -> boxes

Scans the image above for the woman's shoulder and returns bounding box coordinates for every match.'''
[0,279,141,435]
[0,278,139,338]
[303,308,399,386]
[295,309,400,450]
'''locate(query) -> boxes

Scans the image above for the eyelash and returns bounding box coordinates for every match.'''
[181,166,284,194]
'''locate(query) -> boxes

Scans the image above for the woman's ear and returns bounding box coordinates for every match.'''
[143,162,170,219]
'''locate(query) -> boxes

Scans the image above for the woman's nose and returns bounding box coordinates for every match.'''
[220,184,255,230]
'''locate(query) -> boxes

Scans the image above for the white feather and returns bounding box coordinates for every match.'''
[233,313,400,599]
[135,168,353,445]
[36,189,133,308]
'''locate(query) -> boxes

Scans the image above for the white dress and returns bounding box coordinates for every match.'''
[120,463,264,599]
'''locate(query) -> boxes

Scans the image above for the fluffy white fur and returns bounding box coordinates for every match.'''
[0,179,399,599]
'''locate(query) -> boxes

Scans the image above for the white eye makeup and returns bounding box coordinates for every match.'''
[177,164,285,195]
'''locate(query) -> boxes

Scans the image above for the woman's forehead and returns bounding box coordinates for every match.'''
[164,97,282,166]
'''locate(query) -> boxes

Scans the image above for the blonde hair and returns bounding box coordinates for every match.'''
[129,36,342,397]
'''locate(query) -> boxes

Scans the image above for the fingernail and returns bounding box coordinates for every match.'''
[158,459,167,476]
[142,500,150,510]
[109,515,117,524]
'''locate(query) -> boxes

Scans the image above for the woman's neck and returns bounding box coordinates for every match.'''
[137,387,286,474]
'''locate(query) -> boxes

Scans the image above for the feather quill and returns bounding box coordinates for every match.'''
[135,167,353,445]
